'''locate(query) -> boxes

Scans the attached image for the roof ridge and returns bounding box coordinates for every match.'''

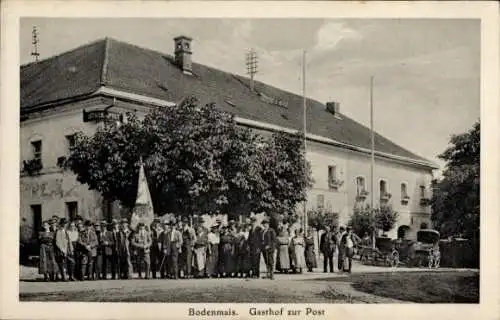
[100,37,110,86]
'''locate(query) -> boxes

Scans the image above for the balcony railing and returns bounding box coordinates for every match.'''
[420,197,431,207]
[401,195,410,204]
[328,178,344,189]
[380,192,392,201]
[356,189,369,200]
[22,158,43,176]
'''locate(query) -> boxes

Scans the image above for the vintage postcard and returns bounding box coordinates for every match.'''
[1,1,499,320]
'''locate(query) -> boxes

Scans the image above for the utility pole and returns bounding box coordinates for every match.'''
[302,50,308,235]
[245,49,258,91]
[370,76,376,249]
[31,26,40,63]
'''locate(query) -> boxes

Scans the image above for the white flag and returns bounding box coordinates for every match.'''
[130,162,154,230]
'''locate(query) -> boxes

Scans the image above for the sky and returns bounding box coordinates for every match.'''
[20,18,480,176]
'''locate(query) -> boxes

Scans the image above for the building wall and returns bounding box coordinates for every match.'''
[20,97,434,240]
[305,141,433,239]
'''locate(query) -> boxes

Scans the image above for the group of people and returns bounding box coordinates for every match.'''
[37,212,363,282]
[36,212,321,281]
[319,225,361,273]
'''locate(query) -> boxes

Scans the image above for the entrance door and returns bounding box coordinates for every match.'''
[30,205,42,236]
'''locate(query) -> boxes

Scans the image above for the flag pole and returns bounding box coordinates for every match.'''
[370,76,376,249]
[302,50,308,235]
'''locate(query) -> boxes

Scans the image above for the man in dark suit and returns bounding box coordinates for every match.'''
[261,218,276,280]
[110,219,121,279]
[100,220,115,280]
[78,220,98,280]
[150,218,163,279]
[180,217,196,279]
[320,226,336,273]
[117,220,131,279]
[247,215,263,278]
[161,220,183,279]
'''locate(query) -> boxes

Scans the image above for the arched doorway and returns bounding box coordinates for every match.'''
[397,225,411,240]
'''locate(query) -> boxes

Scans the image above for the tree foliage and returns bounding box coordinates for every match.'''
[348,205,375,237]
[307,207,340,230]
[374,205,399,232]
[67,97,312,218]
[431,121,480,239]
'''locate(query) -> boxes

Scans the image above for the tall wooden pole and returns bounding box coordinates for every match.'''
[302,50,308,235]
[370,76,376,249]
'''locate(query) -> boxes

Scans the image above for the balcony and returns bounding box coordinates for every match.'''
[401,195,410,205]
[328,178,344,190]
[22,158,43,176]
[420,198,431,207]
[380,192,392,202]
[356,189,369,200]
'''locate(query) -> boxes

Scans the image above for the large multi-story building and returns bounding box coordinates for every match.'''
[20,36,437,240]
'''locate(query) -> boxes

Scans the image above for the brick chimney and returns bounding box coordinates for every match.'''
[326,101,340,115]
[174,36,193,74]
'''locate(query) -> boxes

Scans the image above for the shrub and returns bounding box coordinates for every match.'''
[307,207,339,230]
[349,205,375,236]
[374,205,399,232]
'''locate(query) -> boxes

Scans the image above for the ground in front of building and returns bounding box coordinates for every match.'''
[19,262,478,303]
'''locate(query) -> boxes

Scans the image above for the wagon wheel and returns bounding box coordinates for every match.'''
[390,251,399,268]
[433,255,441,269]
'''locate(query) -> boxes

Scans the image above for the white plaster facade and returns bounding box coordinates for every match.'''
[20,93,435,240]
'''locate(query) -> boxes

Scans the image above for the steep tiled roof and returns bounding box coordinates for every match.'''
[20,37,436,167]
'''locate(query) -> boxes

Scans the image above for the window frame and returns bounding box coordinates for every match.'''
[355,175,366,196]
[31,140,42,160]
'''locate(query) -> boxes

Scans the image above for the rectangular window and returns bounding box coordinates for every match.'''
[65,201,78,221]
[420,185,426,198]
[380,180,387,194]
[65,134,76,152]
[401,183,408,198]
[356,177,365,196]
[30,204,42,234]
[317,194,325,209]
[31,140,42,160]
[328,165,337,181]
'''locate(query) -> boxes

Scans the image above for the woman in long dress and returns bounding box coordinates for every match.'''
[292,228,307,273]
[206,225,220,278]
[287,227,296,273]
[219,226,234,277]
[38,220,56,281]
[193,226,208,278]
[276,228,290,273]
[304,227,317,272]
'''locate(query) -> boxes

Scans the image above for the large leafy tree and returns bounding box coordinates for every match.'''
[431,121,480,239]
[67,98,312,219]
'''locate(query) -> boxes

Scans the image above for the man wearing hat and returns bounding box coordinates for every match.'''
[100,220,114,280]
[54,218,73,281]
[116,219,131,279]
[248,215,263,278]
[93,222,104,280]
[120,218,134,277]
[336,225,347,272]
[150,217,163,279]
[340,226,358,273]
[78,220,98,280]
[261,218,277,280]
[180,217,196,279]
[109,219,121,279]
[161,220,183,279]
[131,222,152,279]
